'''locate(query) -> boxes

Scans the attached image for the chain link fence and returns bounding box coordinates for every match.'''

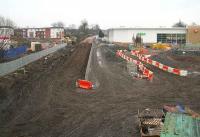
[0,44,67,76]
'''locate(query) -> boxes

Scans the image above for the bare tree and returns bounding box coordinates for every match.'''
[0,16,15,27]
[91,24,100,31]
[0,16,5,26]
[172,20,186,27]
[79,19,89,33]
[191,22,197,26]
[51,21,65,27]
[98,29,104,38]
[5,18,15,27]
[68,24,76,29]
[0,16,16,59]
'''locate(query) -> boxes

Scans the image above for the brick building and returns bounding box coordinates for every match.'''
[14,28,27,38]
[14,27,64,39]
[187,26,200,44]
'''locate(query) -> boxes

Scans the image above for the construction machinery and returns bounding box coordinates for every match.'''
[138,104,200,137]
[138,108,164,137]
[131,33,148,53]
[151,43,171,50]
[63,36,77,45]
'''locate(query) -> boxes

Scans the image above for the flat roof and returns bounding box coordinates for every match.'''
[15,27,64,30]
[0,26,14,29]
[108,27,186,31]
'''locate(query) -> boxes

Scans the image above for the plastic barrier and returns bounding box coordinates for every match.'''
[76,79,94,89]
[116,50,153,80]
[131,50,188,76]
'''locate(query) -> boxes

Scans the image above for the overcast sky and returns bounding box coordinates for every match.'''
[1,0,200,29]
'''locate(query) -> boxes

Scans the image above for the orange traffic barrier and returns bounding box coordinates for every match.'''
[131,50,188,76]
[76,79,94,89]
[116,50,153,81]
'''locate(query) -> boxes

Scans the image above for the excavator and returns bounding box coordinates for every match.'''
[151,43,172,50]
[132,34,148,54]
[63,36,77,45]
[132,34,171,52]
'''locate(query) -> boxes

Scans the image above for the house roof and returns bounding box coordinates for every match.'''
[0,26,14,29]
[17,27,64,30]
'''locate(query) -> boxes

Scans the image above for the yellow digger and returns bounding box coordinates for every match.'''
[151,43,172,50]
[63,36,77,45]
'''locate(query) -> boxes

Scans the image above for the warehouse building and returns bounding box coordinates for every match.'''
[108,27,187,44]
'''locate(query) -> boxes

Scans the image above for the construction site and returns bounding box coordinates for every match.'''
[0,28,200,137]
[2,0,200,135]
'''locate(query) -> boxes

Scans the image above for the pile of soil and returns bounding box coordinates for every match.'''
[151,50,200,71]
[0,41,92,137]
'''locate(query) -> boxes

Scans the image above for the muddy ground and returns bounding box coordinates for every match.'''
[0,40,200,137]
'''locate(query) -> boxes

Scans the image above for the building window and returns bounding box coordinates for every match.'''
[56,32,60,38]
[29,32,34,38]
[36,31,45,39]
[157,33,186,44]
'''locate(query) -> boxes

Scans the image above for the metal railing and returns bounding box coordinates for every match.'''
[179,43,200,50]
[0,44,67,77]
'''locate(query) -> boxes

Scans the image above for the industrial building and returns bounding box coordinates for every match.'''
[108,27,187,44]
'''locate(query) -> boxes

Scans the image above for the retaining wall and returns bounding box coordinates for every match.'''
[85,42,94,80]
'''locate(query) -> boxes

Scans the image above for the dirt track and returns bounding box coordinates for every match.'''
[0,40,200,137]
